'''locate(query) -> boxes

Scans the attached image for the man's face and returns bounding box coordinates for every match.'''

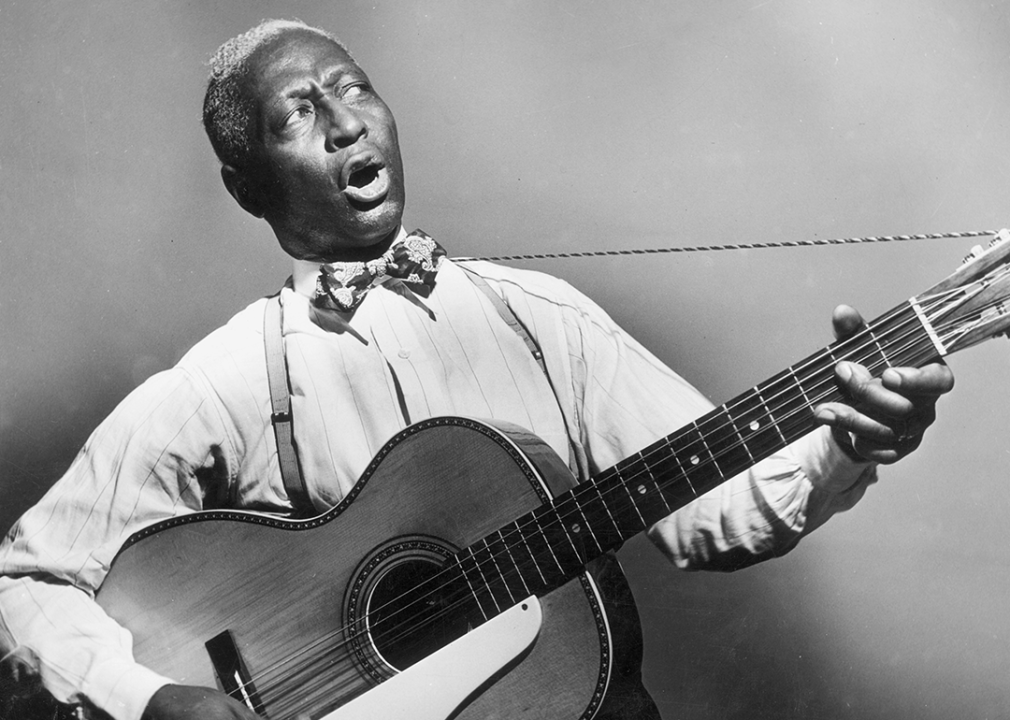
[240,30,405,261]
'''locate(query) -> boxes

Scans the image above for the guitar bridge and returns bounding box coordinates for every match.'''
[205,630,267,716]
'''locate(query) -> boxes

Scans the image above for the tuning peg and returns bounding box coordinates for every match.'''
[962,245,985,265]
[990,229,1010,247]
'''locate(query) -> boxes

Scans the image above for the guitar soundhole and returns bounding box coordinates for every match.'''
[366,556,470,671]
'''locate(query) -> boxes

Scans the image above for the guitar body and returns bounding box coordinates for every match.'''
[98,417,642,720]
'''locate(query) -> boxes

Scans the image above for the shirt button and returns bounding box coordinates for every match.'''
[398,348,410,359]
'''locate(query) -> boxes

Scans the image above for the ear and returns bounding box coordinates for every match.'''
[221,164,267,218]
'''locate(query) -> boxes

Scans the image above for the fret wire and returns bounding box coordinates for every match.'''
[589,475,624,536]
[529,504,577,573]
[474,540,504,613]
[727,400,758,465]
[458,549,491,621]
[664,439,694,496]
[787,365,815,409]
[867,325,894,368]
[488,531,522,603]
[495,526,530,598]
[530,508,570,576]
[512,519,548,588]
[569,492,605,556]
[754,386,788,445]
[643,456,673,515]
[593,468,650,538]
[625,470,678,529]
[692,419,722,478]
[615,467,649,529]
[551,498,589,566]
[693,406,753,481]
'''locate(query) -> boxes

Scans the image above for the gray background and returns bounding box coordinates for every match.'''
[2,1,1010,718]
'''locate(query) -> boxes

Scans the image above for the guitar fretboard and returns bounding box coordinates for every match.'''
[451,300,939,620]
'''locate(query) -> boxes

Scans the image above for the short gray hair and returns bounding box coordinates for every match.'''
[203,19,351,168]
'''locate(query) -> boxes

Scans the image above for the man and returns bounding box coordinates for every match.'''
[0,19,953,720]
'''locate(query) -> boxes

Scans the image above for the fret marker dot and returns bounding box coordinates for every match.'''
[572,523,581,533]
[750,420,760,431]
[637,485,647,495]
[690,455,700,465]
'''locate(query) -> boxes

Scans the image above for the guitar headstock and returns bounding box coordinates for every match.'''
[913,228,1010,356]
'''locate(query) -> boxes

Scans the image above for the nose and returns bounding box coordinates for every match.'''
[321,97,367,152]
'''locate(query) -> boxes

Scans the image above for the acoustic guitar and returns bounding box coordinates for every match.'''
[93,231,1010,720]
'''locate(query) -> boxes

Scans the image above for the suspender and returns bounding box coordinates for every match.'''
[458,266,580,473]
[263,294,311,513]
[263,266,570,515]
[456,266,548,377]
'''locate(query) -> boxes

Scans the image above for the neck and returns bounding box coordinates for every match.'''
[291,226,407,296]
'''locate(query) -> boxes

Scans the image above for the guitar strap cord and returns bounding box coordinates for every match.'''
[466,230,998,263]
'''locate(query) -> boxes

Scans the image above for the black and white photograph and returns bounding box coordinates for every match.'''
[1,2,1009,719]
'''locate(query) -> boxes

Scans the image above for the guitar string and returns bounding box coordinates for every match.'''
[234,280,985,706]
[236,287,977,712]
[253,304,954,718]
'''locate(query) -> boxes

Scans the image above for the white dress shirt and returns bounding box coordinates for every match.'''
[0,249,875,720]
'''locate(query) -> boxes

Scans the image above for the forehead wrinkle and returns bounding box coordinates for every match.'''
[258,55,360,102]
[283,67,357,100]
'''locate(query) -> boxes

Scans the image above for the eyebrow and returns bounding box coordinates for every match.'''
[281,66,359,99]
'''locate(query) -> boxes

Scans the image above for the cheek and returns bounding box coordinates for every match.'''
[287,161,341,201]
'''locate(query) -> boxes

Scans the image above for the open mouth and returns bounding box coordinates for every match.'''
[344,163,390,206]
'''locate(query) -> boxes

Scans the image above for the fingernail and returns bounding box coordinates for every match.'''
[882,368,902,388]
[814,407,836,423]
[836,362,852,382]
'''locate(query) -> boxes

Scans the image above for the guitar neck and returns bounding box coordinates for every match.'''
[453,298,943,612]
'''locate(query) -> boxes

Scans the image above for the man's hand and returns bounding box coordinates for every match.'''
[141,684,259,720]
[813,304,955,464]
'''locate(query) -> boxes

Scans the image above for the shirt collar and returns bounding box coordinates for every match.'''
[290,226,409,298]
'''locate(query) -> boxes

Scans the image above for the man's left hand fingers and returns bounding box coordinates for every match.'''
[881,362,955,397]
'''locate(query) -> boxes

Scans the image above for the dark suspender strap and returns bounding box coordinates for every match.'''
[459,265,580,472]
[263,293,312,514]
[459,266,548,377]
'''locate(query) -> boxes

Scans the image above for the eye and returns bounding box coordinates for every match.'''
[284,104,314,127]
[339,81,371,100]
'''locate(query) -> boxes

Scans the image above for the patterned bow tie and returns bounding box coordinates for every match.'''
[313,230,447,312]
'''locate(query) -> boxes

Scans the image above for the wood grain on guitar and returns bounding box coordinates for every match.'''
[93,230,1010,720]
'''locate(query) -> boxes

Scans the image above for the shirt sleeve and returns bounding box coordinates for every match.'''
[0,367,239,720]
[507,272,878,572]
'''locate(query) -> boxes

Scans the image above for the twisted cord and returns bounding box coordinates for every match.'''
[465,230,997,263]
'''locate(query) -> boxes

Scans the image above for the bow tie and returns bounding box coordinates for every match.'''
[313,230,447,313]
